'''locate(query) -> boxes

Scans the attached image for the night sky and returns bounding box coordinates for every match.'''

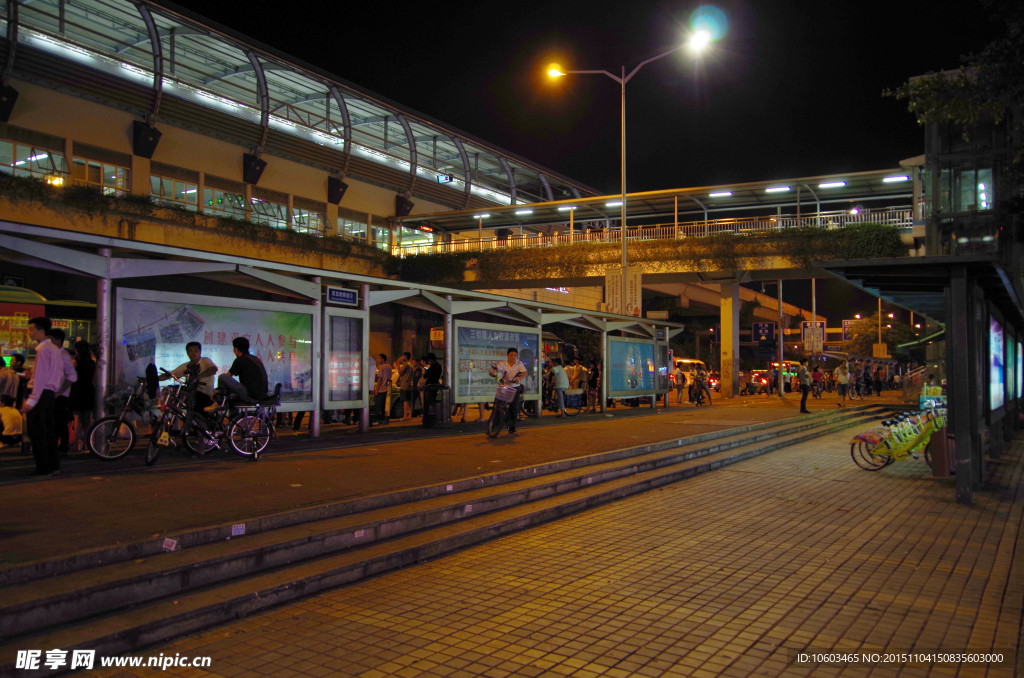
[183,0,997,322]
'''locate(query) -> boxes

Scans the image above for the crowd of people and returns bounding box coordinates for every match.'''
[0,317,97,476]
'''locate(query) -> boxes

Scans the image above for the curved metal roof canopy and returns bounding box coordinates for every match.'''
[3,0,599,208]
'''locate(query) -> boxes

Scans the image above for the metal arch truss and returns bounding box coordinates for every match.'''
[682,194,708,222]
[452,137,472,209]
[244,50,269,152]
[394,113,417,193]
[2,0,18,86]
[115,25,204,54]
[538,173,554,202]
[132,1,162,123]
[327,85,352,175]
[498,156,515,206]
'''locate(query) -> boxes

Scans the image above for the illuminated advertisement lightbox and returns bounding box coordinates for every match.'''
[327,315,363,402]
[609,337,669,397]
[989,317,1004,411]
[118,291,313,404]
[453,321,541,403]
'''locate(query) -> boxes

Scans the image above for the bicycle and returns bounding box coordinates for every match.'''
[87,377,152,461]
[850,407,938,471]
[145,369,192,466]
[811,381,823,399]
[693,384,708,407]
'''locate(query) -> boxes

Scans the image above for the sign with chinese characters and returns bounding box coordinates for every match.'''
[604,267,622,315]
[119,296,313,402]
[605,266,641,317]
[625,266,642,317]
[546,287,570,294]
[842,319,857,342]
[453,322,541,403]
[802,321,825,352]
[325,286,358,307]
[753,322,775,342]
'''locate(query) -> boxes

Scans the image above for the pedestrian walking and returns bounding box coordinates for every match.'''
[48,329,78,456]
[22,317,62,475]
[797,359,811,413]
[673,363,686,404]
[874,367,883,396]
[586,358,601,413]
[69,340,96,452]
[397,352,415,420]
[551,358,569,417]
[372,354,391,425]
[834,362,850,407]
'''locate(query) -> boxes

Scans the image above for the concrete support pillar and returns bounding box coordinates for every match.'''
[720,281,740,398]
[601,330,608,413]
[534,322,543,419]
[130,156,150,196]
[310,276,321,438]
[359,283,370,434]
[948,267,977,504]
[444,296,453,389]
[95,248,112,422]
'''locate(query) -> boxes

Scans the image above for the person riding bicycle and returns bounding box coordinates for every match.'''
[206,337,268,411]
[159,341,218,411]
[810,365,823,398]
[489,347,526,434]
[693,365,712,405]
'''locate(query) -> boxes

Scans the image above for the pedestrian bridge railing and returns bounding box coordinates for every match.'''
[394,207,912,257]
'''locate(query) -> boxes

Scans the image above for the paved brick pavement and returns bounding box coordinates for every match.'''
[0,391,899,566]
[83,427,1023,678]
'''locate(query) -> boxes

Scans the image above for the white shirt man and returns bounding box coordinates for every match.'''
[23,319,64,475]
[161,342,218,410]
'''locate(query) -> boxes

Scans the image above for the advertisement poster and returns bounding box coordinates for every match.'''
[1007,339,1016,405]
[655,344,670,391]
[454,324,540,402]
[609,339,656,395]
[1018,340,1023,400]
[327,315,362,402]
[604,267,622,315]
[989,317,1004,411]
[120,298,313,402]
[624,266,642,317]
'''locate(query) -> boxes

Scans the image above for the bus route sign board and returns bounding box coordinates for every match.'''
[325,286,358,307]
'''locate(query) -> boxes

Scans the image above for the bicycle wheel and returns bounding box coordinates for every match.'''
[145,420,166,466]
[563,393,583,417]
[87,417,137,461]
[487,405,502,438]
[848,388,860,401]
[181,426,219,457]
[851,441,889,471]
[228,414,271,459]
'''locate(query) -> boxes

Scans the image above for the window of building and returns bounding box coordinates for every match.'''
[150,175,198,209]
[0,140,68,183]
[293,208,326,236]
[247,186,288,230]
[203,175,247,220]
[71,158,129,195]
[371,225,391,250]
[338,217,367,240]
[400,225,435,248]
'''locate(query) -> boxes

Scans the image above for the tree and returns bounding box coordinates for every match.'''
[886,2,1024,195]
[844,314,914,356]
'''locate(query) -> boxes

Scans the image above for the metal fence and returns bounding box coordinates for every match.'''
[394,207,913,257]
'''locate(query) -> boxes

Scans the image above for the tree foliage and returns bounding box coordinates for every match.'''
[844,313,915,356]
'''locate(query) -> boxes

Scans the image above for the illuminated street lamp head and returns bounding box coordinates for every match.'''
[688,30,712,52]
[547,63,565,78]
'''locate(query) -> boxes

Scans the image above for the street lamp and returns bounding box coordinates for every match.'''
[547,29,713,315]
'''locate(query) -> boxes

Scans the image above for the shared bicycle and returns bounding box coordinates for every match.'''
[850,403,945,471]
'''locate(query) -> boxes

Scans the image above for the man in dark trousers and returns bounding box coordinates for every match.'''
[207,337,268,410]
[22,317,63,475]
[48,328,78,456]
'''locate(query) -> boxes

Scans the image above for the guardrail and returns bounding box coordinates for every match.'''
[394,207,913,257]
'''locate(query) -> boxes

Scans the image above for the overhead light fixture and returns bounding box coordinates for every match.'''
[557,206,576,211]
[515,209,533,215]
[765,187,790,193]
[883,176,909,183]
[709,191,732,197]
[473,214,490,218]
[819,181,846,188]
[606,201,623,207]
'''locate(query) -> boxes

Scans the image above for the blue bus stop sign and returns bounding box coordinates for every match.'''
[752,322,775,342]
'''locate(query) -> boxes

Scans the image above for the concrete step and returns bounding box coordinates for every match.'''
[0,409,881,676]
[0,406,881,640]
[0,405,879,589]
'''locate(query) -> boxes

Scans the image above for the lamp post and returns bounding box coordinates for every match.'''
[548,30,711,316]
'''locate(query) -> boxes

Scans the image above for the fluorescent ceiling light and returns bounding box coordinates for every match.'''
[883,176,909,183]
[606,201,623,207]
[709,191,732,197]
[473,214,490,218]
[765,187,790,193]
[557,206,576,211]
[819,181,846,188]
[515,209,533,215]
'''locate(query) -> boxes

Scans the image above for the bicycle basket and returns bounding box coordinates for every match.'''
[495,385,518,403]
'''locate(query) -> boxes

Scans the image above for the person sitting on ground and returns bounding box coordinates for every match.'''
[160,341,218,411]
[207,337,267,411]
[0,394,23,447]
